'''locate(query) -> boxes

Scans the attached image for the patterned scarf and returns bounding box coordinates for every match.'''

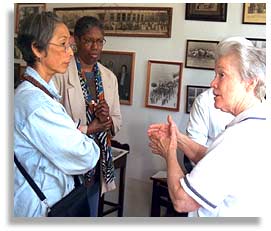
[75,55,115,185]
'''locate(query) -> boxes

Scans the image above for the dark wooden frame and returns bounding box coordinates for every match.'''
[185,3,227,22]
[145,60,183,111]
[185,39,219,70]
[15,3,46,33]
[53,7,172,38]
[247,38,266,49]
[242,3,266,24]
[100,50,135,105]
[186,85,209,113]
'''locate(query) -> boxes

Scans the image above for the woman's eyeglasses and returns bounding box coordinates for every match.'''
[82,38,106,47]
[48,42,72,53]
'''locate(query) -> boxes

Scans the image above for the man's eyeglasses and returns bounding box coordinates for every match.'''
[48,42,72,53]
[82,38,106,47]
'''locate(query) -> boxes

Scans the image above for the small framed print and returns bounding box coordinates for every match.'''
[185,3,227,22]
[247,38,266,49]
[242,3,266,24]
[185,40,219,70]
[145,60,183,111]
[100,50,135,105]
[186,85,209,113]
[15,3,46,33]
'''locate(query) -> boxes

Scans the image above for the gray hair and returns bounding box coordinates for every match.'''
[216,37,266,100]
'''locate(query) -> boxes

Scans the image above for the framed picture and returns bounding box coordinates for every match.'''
[242,3,266,24]
[247,38,266,49]
[15,3,46,33]
[185,3,227,22]
[185,40,219,70]
[145,60,183,111]
[100,51,135,105]
[14,37,22,60]
[186,85,209,113]
[53,7,172,38]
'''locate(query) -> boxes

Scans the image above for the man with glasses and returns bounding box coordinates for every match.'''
[53,16,122,217]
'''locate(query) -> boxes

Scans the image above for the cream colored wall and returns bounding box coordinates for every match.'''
[47,3,266,216]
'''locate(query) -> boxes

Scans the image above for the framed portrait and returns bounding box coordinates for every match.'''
[186,85,209,113]
[100,50,135,105]
[242,3,266,24]
[15,3,46,33]
[53,7,172,38]
[185,3,227,22]
[185,40,219,70]
[145,60,183,111]
[247,38,266,49]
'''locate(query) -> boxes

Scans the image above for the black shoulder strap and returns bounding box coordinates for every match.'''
[14,153,46,201]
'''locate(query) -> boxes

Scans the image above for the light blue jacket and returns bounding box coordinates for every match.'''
[14,67,100,217]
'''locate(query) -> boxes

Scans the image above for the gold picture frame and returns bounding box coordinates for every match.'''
[242,3,266,24]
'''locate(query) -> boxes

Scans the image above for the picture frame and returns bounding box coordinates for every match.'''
[186,85,209,113]
[242,3,266,24]
[53,7,172,38]
[15,3,46,33]
[99,50,135,105]
[185,40,219,70]
[185,3,227,22]
[247,38,266,49]
[14,37,22,60]
[145,60,183,111]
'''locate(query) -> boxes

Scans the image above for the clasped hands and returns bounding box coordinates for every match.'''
[87,100,112,134]
[147,115,178,159]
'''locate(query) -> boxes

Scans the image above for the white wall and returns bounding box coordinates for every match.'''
[47,3,266,216]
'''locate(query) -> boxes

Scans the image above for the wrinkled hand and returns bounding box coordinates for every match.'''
[147,115,177,159]
[94,100,110,123]
[87,117,113,134]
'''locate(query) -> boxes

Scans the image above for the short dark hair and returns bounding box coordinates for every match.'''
[74,16,104,38]
[17,11,63,66]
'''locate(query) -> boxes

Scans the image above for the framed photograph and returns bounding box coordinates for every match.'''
[185,40,219,70]
[186,85,209,113]
[247,38,266,49]
[15,3,46,33]
[100,51,135,105]
[185,3,227,22]
[145,60,183,111]
[53,7,172,38]
[14,37,22,60]
[242,3,266,24]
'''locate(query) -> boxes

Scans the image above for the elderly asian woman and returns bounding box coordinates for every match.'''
[147,37,269,217]
[14,12,100,217]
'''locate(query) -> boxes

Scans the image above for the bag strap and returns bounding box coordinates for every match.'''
[14,153,49,208]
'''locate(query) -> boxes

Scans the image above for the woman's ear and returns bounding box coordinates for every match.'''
[246,78,258,92]
[31,42,42,61]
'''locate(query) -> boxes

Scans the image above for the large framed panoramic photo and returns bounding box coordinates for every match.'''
[185,40,219,70]
[185,3,227,22]
[100,51,135,105]
[54,7,172,38]
[242,3,266,24]
[145,60,183,111]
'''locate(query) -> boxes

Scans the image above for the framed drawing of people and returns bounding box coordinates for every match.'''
[99,50,135,105]
[145,60,183,111]
[185,39,219,70]
[247,38,266,49]
[15,3,46,33]
[242,3,266,24]
[54,7,172,38]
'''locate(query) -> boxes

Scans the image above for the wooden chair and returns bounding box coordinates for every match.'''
[98,140,130,217]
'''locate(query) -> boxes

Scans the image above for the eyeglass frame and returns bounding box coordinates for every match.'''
[81,38,106,47]
[48,42,72,53]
